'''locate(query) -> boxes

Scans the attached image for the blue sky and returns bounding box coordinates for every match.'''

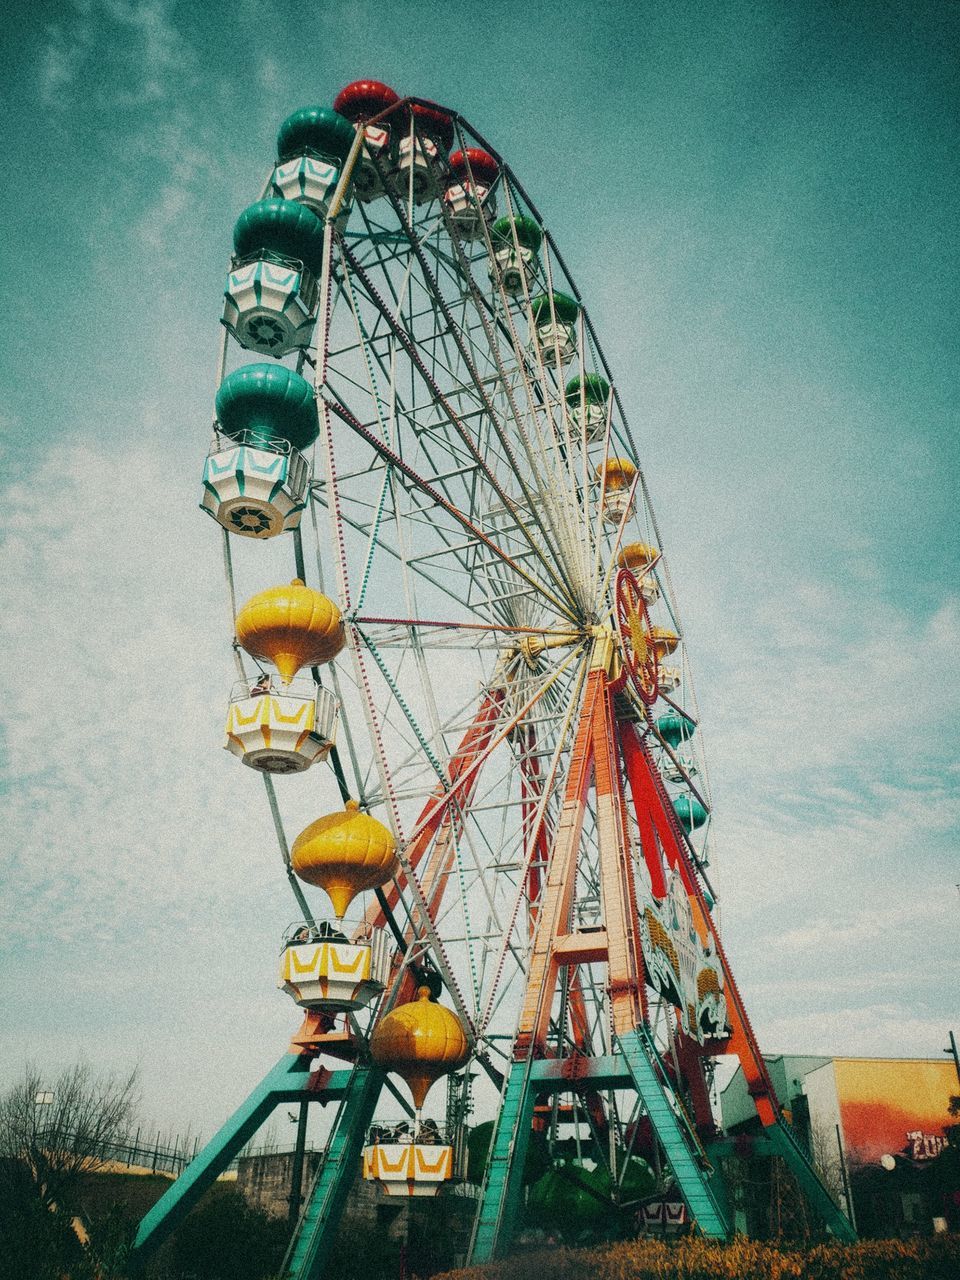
[1,0,957,1138]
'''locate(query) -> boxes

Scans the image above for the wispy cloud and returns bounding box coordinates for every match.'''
[37,0,191,111]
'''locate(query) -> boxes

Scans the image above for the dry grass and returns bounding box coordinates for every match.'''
[430,1234,960,1280]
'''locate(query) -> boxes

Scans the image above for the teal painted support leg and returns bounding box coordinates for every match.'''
[132,1054,342,1263]
[468,1059,536,1264]
[618,1030,730,1240]
[766,1117,857,1241]
[284,1063,383,1280]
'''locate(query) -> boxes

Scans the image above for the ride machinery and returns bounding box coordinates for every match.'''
[133,83,855,1275]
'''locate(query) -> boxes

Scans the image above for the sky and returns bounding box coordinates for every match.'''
[1,0,958,1143]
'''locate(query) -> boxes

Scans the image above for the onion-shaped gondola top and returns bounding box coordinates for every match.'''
[490,214,543,295]
[395,101,455,204]
[565,371,610,443]
[234,578,345,682]
[529,290,580,365]
[595,456,637,524]
[362,988,470,1198]
[224,579,344,774]
[443,147,499,240]
[656,711,696,750]
[291,800,398,921]
[617,541,661,605]
[673,793,708,833]
[657,710,698,783]
[202,363,319,539]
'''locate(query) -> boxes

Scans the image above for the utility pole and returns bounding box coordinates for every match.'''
[835,1124,857,1232]
[288,1102,310,1227]
[943,1030,960,1090]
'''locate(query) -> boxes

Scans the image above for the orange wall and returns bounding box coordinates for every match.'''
[834,1058,957,1165]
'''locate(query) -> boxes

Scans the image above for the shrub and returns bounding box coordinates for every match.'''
[428,1233,960,1280]
[146,1186,288,1280]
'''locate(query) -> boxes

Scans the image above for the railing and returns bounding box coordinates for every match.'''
[207,430,310,496]
[366,1120,452,1146]
[229,677,337,715]
[69,1130,204,1177]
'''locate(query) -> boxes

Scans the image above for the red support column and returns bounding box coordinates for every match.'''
[620,721,780,1127]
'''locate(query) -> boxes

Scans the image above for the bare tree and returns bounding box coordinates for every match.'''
[0,1061,139,1214]
[808,1116,849,1214]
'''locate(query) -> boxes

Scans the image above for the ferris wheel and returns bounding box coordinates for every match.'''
[134,82,855,1277]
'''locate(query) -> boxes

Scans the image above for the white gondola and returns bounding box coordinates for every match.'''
[489,242,535,295]
[442,183,494,241]
[361,1135,454,1197]
[224,677,338,773]
[271,154,341,216]
[601,488,635,525]
[351,124,391,202]
[395,134,444,204]
[278,923,390,1011]
[222,257,318,357]
[532,316,577,366]
[200,434,309,538]
[658,665,681,695]
[568,400,608,443]
[270,155,353,232]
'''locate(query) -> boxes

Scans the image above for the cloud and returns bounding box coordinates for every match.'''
[0,441,324,944]
[32,2,222,257]
[37,5,96,107]
[758,1005,956,1061]
[36,0,191,112]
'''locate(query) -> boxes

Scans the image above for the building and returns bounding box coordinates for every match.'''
[235,1149,477,1274]
[719,1054,960,1237]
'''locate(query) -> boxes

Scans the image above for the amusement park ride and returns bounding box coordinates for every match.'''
[132,83,856,1275]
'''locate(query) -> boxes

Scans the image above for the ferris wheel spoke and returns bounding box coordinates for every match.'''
[352,616,578,642]
[476,645,590,1034]
[332,236,585,615]
[312,483,480,616]
[323,395,580,622]
[327,263,593,634]
[348,632,481,1037]
[336,213,594,592]
[325,429,538,618]
[441,186,597,609]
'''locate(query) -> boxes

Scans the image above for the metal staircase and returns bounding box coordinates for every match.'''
[283,1064,382,1280]
[618,1027,730,1240]
[468,1058,537,1263]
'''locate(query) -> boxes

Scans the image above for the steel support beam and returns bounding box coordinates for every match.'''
[132,1056,351,1264]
